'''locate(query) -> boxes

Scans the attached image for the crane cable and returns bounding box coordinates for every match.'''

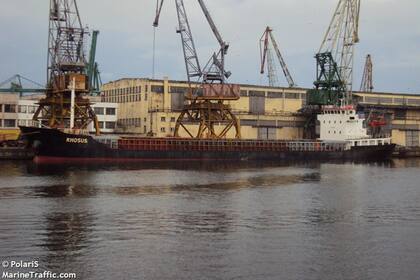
[152,0,159,79]
[153,27,156,79]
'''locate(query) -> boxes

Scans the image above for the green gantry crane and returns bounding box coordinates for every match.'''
[307,0,361,107]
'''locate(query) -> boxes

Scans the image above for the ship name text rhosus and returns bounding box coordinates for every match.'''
[66,137,88,144]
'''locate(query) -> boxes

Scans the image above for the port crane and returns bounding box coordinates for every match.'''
[0,75,46,96]
[307,0,361,106]
[153,0,241,139]
[260,27,296,88]
[0,31,101,97]
[359,54,387,136]
[360,54,373,92]
[31,0,101,134]
[86,30,102,95]
[0,1,102,132]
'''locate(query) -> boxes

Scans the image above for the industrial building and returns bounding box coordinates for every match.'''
[101,78,307,140]
[0,93,118,141]
[102,78,420,148]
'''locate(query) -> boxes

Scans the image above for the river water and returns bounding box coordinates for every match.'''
[1,159,420,280]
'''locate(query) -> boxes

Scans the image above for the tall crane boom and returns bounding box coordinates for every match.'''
[360,54,373,92]
[87,30,101,94]
[260,27,296,87]
[152,0,240,139]
[307,0,361,106]
[153,0,165,27]
[175,0,202,81]
[152,0,231,83]
[196,0,231,83]
[197,0,228,54]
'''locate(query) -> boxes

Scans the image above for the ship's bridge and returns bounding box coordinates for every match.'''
[318,106,369,141]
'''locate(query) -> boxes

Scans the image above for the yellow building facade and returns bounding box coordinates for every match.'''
[101,78,307,140]
[354,92,420,147]
[101,78,420,147]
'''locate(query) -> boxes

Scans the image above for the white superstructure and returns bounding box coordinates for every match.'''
[318,106,391,147]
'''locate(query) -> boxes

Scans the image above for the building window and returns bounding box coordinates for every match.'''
[144,126,147,134]
[106,108,116,115]
[160,127,166,132]
[267,92,284,99]
[170,127,175,132]
[0,105,2,112]
[161,117,166,122]
[105,122,116,129]
[171,117,176,122]
[406,131,419,147]
[145,93,148,101]
[4,119,16,128]
[394,110,406,120]
[4,104,16,113]
[285,93,299,99]
[135,118,141,127]
[98,121,104,129]
[249,95,265,115]
[170,87,188,94]
[18,105,27,113]
[18,120,27,126]
[151,85,164,93]
[94,107,104,115]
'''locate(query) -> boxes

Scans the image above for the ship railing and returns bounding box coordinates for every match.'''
[286,141,349,152]
[63,128,90,135]
[94,137,119,149]
[116,138,351,153]
[349,137,392,147]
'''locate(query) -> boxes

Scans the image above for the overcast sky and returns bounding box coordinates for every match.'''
[1,0,419,93]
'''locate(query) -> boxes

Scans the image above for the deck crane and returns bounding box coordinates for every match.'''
[260,27,296,88]
[360,54,373,92]
[153,0,241,139]
[307,0,361,106]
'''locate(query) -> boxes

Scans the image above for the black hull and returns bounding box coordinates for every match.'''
[20,126,396,164]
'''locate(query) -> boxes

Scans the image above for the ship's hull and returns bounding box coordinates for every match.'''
[20,126,396,164]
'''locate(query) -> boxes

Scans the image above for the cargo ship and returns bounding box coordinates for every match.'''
[20,106,395,164]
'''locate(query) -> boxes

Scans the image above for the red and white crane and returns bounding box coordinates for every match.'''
[260,26,296,88]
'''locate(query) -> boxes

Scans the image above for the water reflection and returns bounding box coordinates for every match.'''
[1,158,420,280]
[171,211,234,234]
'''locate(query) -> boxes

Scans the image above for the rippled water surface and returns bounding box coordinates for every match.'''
[1,159,420,280]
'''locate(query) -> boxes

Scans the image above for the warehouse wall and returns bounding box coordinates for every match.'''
[102,79,420,146]
[102,78,307,139]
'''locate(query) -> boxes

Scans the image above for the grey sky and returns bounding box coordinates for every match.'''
[1,0,419,93]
